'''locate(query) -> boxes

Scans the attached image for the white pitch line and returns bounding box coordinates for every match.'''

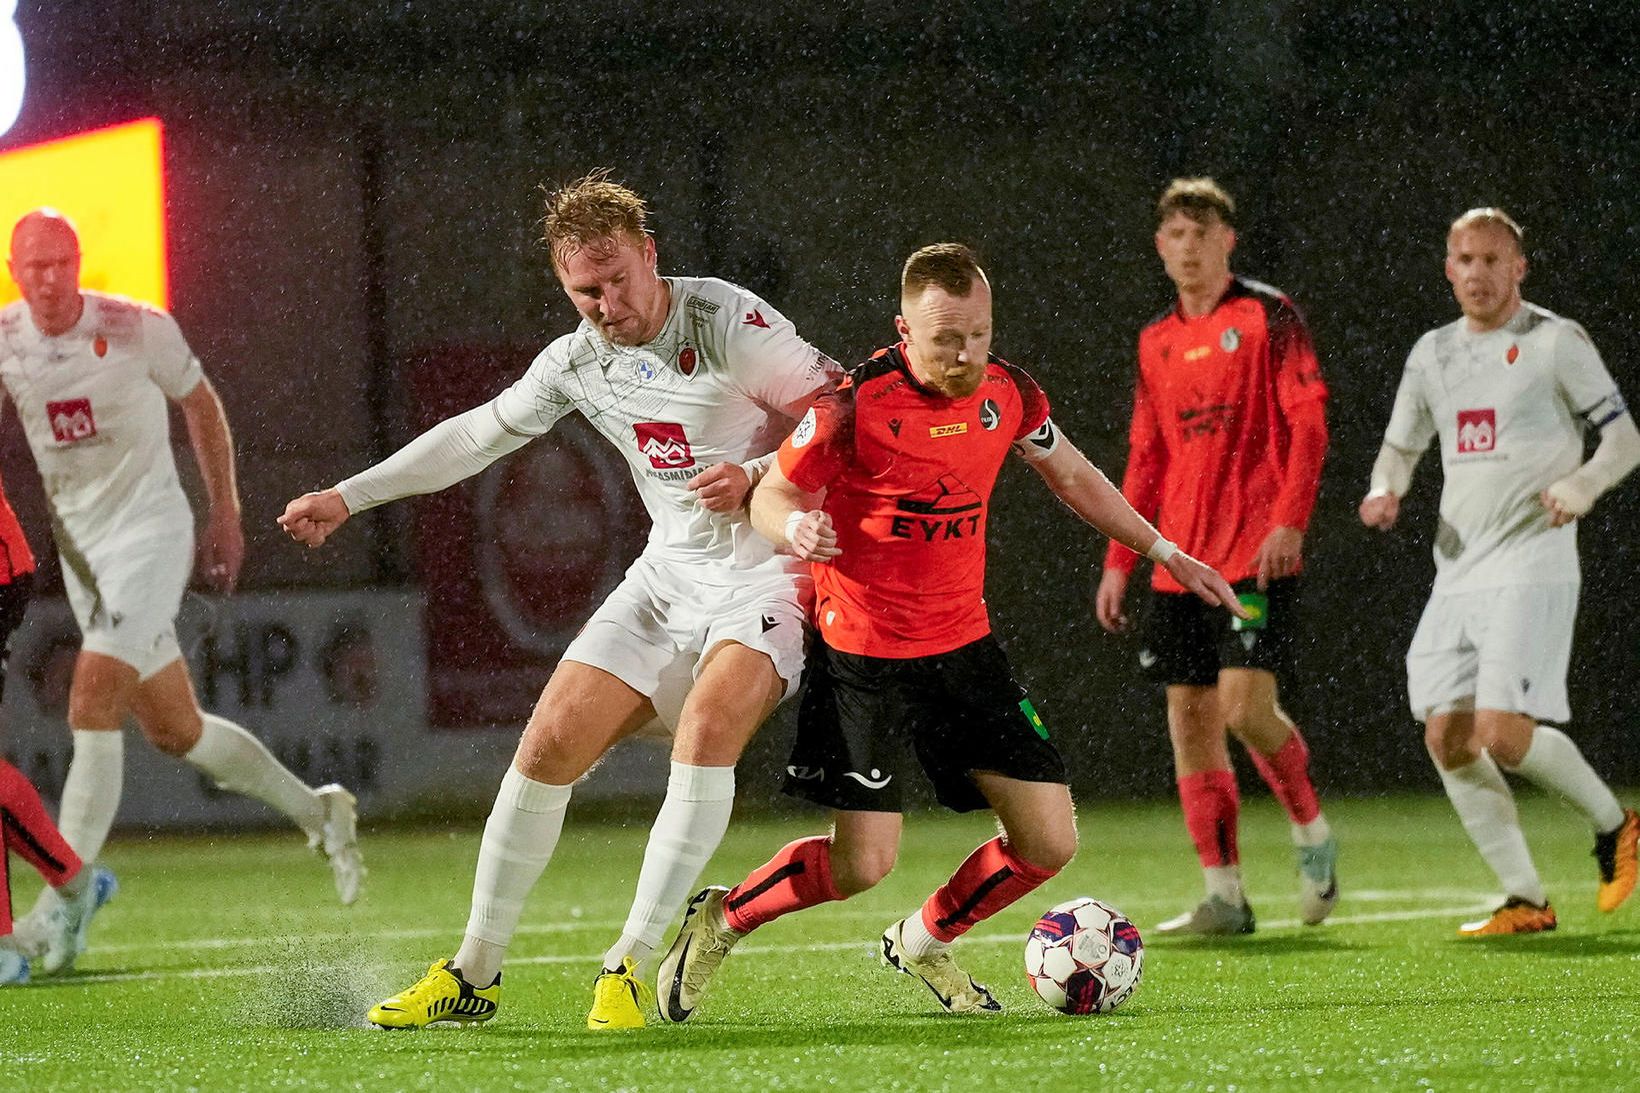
[89,885,1530,957]
[59,900,1503,989]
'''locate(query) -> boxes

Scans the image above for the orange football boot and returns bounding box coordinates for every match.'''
[1594,808,1639,913]
[1459,898,1557,937]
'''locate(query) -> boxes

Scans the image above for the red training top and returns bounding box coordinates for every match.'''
[0,471,34,584]
[777,343,1052,658]
[1104,276,1328,592]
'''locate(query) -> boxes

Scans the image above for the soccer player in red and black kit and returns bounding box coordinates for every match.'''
[655,243,1242,1019]
[1095,178,1338,936]
[0,476,115,984]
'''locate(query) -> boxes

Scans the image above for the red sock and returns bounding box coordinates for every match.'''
[1178,769,1240,868]
[723,836,842,934]
[1,760,83,935]
[1247,729,1322,825]
[920,837,1060,944]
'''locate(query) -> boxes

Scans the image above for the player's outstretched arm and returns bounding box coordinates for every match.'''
[1028,438,1245,618]
[748,460,837,561]
[278,401,537,549]
[177,378,245,593]
[278,489,351,548]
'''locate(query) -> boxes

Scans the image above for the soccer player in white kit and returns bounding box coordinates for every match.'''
[1360,208,1640,935]
[279,172,840,1030]
[1,210,364,972]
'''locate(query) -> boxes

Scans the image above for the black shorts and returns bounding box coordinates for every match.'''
[782,633,1067,814]
[1137,576,1299,687]
[0,573,31,704]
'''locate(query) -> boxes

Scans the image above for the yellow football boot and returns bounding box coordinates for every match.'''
[1595,808,1639,913]
[1458,898,1557,937]
[368,959,499,1029]
[587,956,651,1030]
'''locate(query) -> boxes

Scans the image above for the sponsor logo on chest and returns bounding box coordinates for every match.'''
[47,398,97,443]
[633,421,695,469]
[1456,408,1496,453]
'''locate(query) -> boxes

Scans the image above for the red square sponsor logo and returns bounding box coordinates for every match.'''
[1456,408,1496,453]
[46,398,98,443]
[633,421,695,469]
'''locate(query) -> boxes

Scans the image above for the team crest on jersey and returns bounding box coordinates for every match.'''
[979,399,1000,431]
[678,346,699,377]
[93,335,108,358]
[1506,344,1519,365]
[792,408,817,448]
[1456,408,1496,453]
[47,398,97,443]
[633,422,695,469]
[1220,327,1241,352]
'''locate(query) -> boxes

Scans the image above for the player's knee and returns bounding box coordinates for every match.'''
[832,845,896,896]
[1423,724,1475,770]
[67,689,124,732]
[140,708,204,756]
[1013,829,1077,874]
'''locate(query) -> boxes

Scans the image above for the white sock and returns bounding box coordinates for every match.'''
[896,910,948,960]
[1292,815,1332,848]
[456,766,573,985]
[58,729,124,861]
[1437,753,1547,905]
[1502,725,1625,833]
[185,715,324,833]
[1204,865,1244,905]
[56,867,90,899]
[603,762,735,972]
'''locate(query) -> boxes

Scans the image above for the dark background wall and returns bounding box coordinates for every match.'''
[4,1,1637,800]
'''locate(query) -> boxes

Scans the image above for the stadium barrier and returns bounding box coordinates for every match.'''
[0,590,669,827]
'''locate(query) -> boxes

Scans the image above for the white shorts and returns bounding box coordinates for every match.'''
[1406,583,1577,723]
[62,529,191,680]
[561,555,812,733]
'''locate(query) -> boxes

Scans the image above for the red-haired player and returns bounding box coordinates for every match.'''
[656,243,1242,1020]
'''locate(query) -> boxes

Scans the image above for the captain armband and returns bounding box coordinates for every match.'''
[1012,416,1061,462]
[1575,389,1628,431]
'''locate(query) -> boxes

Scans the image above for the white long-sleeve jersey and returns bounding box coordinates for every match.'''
[1383,301,1628,593]
[339,276,840,583]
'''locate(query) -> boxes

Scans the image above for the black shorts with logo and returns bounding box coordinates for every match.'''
[782,633,1067,814]
[1137,576,1299,687]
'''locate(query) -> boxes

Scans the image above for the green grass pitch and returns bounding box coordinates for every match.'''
[5,792,1639,1091]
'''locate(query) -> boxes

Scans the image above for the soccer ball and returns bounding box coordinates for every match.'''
[1023,897,1144,1015]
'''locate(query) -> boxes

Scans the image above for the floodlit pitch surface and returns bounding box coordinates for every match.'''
[6,794,1638,1090]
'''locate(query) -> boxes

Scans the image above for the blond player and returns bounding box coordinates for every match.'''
[281,172,839,1030]
[1,210,363,973]
[1360,207,1640,935]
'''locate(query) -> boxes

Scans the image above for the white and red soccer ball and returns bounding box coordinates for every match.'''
[1024,897,1144,1015]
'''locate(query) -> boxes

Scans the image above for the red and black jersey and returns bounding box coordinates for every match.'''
[1104,276,1328,591]
[0,472,33,584]
[777,343,1052,658]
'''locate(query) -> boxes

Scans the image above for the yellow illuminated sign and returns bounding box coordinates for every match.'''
[0,118,168,310]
